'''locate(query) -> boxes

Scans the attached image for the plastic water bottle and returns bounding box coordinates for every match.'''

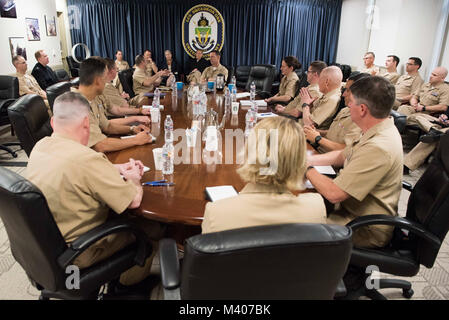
[231,86,237,104]
[164,115,174,143]
[200,87,207,115]
[245,110,254,137]
[162,141,174,175]
[231,75,236,86]
[153,87,160,108]
[224,86,231,110]
[171,74,176,91]
[250,81,256,102]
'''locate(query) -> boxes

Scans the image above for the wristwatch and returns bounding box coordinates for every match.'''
[311,135,322,149]
[422,105,426,112]
[302,103,310,108]
[130,125,136,133]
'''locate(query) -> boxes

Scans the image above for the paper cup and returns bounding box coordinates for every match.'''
[207,81,215,91]
[231,102,239,115]
[152,148,163,171]
[150,107,160,122]
[176,81,183,91]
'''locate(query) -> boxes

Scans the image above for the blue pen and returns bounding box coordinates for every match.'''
[146,182,175,187]
[142,179,167,186]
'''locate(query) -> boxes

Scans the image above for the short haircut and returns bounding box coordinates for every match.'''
[210,50,221,57]
[309,61,327,75]
[409,57,422,69]
[12,55,22,66]
[283,56,301,70]
[237,116,307,190]
[79,57,106,86]
[34,50,44,60]
[53,92,90,124]
[365,51,375,58]
[135,54,145,65]
[103,57,116,70]
[349,76,395,119]
[347,72,371,82]
[321,66,343,87]
[144,49,151,55]
[115,50,122,55]
[387,55,400,67]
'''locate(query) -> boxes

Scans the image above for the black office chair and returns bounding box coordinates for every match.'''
[343,133,449,300]
[46,81,72,112]
[160,223,352,300]
[67,56,80,78]
[271,67,281,95]
[54,69,70,82]
[390,110,407,134]
[0,75,21,158]
[245,64,275,99]
[294,68,309,90]
[70,77,80,88]
[0,166,155,300]
[235,65,251,89]
[331,63,352,82]
[8,94,52,157]
[118,68,136,98]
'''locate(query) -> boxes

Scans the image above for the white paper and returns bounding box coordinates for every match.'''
[121,134,156,142]
[142,105,164,110]
[313,166,336,175]
[256,112,278,119]
[206,186,238,202]
[235,92,251,99]
[305,180,315,189]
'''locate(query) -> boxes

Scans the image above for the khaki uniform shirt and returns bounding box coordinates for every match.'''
[16,72,45,97]
[360,65,380,75]
[26,133,137,243]
[104,82,127,109]
[202,183,326,234]
[115,60,130,72]
[71,88,109,147]
[333,118,403,239]
[319,107,361,153]
[201,64,228,82]
[395,73,424,101]
[382,71,401,85]
[285,83,322,112]
[279,72,299,99]
[146,61,156,76]
[415,82,449,110]
[133,67,153,95]
[309,88,342,130]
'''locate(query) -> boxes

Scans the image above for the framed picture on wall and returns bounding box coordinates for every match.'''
[25,18,40,41]
[0,0,17,18]
[9,37,27,60]
[45,15,57,36]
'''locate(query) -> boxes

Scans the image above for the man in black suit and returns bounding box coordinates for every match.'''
[186,49,211,84]
[31,50,58,90]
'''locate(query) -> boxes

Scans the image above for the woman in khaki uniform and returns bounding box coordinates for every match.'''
[265,56,301,105]
[202,117,327,234]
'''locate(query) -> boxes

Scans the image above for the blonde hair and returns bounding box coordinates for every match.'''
[237,117,307,190]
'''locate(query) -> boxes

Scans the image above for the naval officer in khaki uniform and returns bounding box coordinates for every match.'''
[12,55,51,114]
[300,66,343,130]
[113,50,130,89]
[144,49,158,76]
[26,92,161,287]
[393,57,424,109]
[307,76,403,248]
[265,56,300,105]
[360,52,380,75]
[200,50,228,83]
[275,61,327,118]
[76,57,154,153]
[133,55,169,95]
[381,55,401,85]
[397,67,449,123]
[202,117,326,234]
[303,73,368,153]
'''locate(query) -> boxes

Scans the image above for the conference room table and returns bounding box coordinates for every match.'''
[106,89,314,242]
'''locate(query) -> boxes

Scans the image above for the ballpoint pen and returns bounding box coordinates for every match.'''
[142,180,175,186]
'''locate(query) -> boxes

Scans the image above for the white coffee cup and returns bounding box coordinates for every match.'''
[152,148,163,170]
[231,102,239,115]
[150,107,160,123]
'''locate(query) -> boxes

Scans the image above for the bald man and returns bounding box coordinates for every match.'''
[26,92,161,288]
[397,67,449,126]
[300,66,343,130]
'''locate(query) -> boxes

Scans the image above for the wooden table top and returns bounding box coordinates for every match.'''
[107,90,310,226]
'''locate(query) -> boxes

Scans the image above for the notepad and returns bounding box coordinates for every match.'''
[240,100,268,110]
[313,166,336,176]
[121,134,156,142]
[235,92,251,99]
[142,105,164,110]
[256,112,278,119]
[205,186,238,202]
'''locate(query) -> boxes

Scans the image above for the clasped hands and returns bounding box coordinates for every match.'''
[303,124,320,142]
[116,158,145,183]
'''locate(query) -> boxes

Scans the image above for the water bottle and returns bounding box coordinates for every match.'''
[224,86,231,110]
[231,86,237,104]
[162,141,174,175]
[200,87,207,115]
[250,81,256,102]
[164,115,174,143]
[231,75,236,86]
[153,87,160,108]
[245,110,254,137]
[171,74,176,91]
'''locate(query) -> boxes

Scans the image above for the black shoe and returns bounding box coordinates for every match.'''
[403,165,410,175]
[105,275,160,300]
[419,128,443,143]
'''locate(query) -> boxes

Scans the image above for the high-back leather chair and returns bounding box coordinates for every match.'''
[245,64,275,99]
[7,94,52,157]
[160,224,352,300]
[54,69,70,82]
[0,166,154,300]
[46,81,72,112]
[0,75,21,157]
[344,133,449,300]
[235,66,251,89]
[118,68,135,98]
[70,77,80,88]
[67,56,80,78]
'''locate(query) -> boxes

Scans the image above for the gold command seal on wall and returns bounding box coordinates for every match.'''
[182,4,225,60]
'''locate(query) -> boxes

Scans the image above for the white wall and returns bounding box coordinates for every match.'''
[55,0,72,55]
[336,0,445,79]
[0,0,62,75]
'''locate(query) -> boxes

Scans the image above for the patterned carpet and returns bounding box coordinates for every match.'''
[0,125,448,300]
